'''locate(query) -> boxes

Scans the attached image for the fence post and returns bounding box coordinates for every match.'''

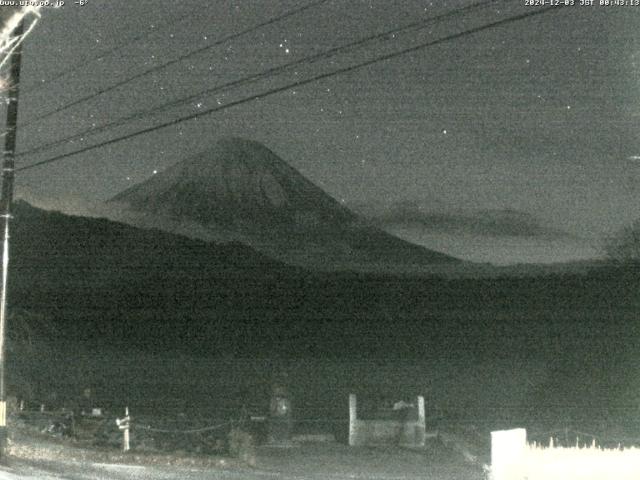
[416,395,426,446]
[116,407,131,452]
[348,394,357,446]
[490,428,527,480]
[123,407,130,452]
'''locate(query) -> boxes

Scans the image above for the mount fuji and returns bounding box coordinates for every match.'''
[108,137,459,272]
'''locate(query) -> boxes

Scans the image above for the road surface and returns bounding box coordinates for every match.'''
[1,441,484,479]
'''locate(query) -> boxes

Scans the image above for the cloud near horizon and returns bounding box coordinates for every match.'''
[350,201,603,265]
[352,201,574,240]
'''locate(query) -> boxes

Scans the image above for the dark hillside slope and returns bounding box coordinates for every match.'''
[5,201,640,361]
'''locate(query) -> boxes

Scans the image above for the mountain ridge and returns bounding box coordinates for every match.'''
[111,138,355,228]
[108,137,459,272]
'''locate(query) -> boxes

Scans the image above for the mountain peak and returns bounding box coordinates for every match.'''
[185,137,286,177]
[109,138,458,271]
[111,137,353,227]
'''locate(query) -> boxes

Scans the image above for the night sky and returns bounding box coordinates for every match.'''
[4,0,640,263]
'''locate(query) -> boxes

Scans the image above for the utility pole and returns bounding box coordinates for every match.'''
[0,20,24,458]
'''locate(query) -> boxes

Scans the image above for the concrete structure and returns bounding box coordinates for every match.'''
[490,428,640,480]
[348,394,427,447]
[490,428,527,480]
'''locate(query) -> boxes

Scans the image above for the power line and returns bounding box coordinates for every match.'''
[17,0,497,158]
[18,0,330,129]
[22,9,196,94]
[16,5,561,174]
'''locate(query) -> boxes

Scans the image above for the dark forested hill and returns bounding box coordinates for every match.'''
[5,200,640,361]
